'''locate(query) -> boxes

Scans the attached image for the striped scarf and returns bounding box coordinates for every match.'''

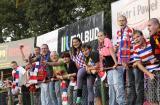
[28,62,40,84]
[12,70,19,88]
[61,80,68,105]
[152,32,160,57]
[117,27,133,63]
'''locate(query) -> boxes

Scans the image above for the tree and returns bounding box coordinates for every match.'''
[0,0,117,42]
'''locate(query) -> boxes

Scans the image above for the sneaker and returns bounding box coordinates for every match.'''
[76,97,81,104]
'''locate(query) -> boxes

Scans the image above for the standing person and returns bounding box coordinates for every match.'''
[23,46,41,105]
[61,52,78,105]
[40,44,53,105]
[132,30,159,105]
[98,32,126,105]
[71,37,88,105]
[148,18,160,60]
[115,15,145,105]
[11,61,26,105]
[44,51,68,105]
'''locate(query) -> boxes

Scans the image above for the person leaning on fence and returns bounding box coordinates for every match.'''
[148,18,160,60]
[20,46,41,105]
[115,16,144,105]
[42,51,68,105]
[113,15,134,105]
[98,32,127,105]
[11,61,26,105]
[61,52,78,105]
[39,44,53,105]
[79,44,100,105]
[71,37,88,105]
[132,30,160,105]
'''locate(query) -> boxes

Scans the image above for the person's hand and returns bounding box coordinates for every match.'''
[85,66,91,74]
[113,63,118,69]
[122,62,129,70]
[41,60,47,65]
[147,72,155,80]
[132,62,137,68]
[56,75,63,80]
[70,77,74,81]
[19,45,24,50]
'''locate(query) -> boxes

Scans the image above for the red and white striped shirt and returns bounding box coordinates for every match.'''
[133,39,160,72]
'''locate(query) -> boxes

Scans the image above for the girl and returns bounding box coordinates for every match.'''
[97,32,126,105]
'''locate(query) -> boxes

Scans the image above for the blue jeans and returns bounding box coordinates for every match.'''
[68,85,77,105]
[53,81,62,105]
[77,68,95,104]
[49,81,59,105]
[107,66,126,105]
[40,83,53,105]
[126,68,144,105]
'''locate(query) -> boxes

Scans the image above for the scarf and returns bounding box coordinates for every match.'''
[118,26,133,63]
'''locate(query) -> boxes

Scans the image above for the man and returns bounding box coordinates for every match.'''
[132,30,159,105]
[39,44,53,105]
[115,15,144,105]
[11,61,26,105]
[148,18,160,60]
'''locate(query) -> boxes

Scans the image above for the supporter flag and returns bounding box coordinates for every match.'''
[61,80,68,105]
[98,71,106,81]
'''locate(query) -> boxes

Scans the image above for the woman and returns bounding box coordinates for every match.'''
[71,37,88,105]
[61,52,78,105]
[97,32,125,105]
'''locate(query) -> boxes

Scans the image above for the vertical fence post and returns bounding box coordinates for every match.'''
[30,91,34,105]
[101,81,106,105]
[8,87,13,105]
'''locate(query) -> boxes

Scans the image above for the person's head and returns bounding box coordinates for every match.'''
[81,44,92,57]
[61,52,71,63]
[11,61,18,69]
[117,15,127,29]
[41,44,49,55]
[34,46,40,56]
[50,51,59,62]
[72,37,82,49]
[148,18,160,36]
[97,32,106,43]
[133,30,145,46]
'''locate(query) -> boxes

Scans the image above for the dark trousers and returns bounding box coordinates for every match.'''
[126,68,144,105]
[21,85,31,105]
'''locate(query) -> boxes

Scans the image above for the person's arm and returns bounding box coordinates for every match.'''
[133,61,155,79]
[109,47,118,67]
[46,61,63,66]
[87,62,100,70]
[105,38,118,67]
[42,59,64,66]
[62,73,76,79]
[19,45,28,62]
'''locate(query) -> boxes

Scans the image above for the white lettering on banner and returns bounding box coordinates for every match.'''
[61,27,100,52]
[117,0,158,19]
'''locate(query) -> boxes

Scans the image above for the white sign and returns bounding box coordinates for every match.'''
[111,0,160,44]
[36,29,58,52]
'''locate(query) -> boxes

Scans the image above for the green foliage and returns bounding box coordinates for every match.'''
[0,0,117,42]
